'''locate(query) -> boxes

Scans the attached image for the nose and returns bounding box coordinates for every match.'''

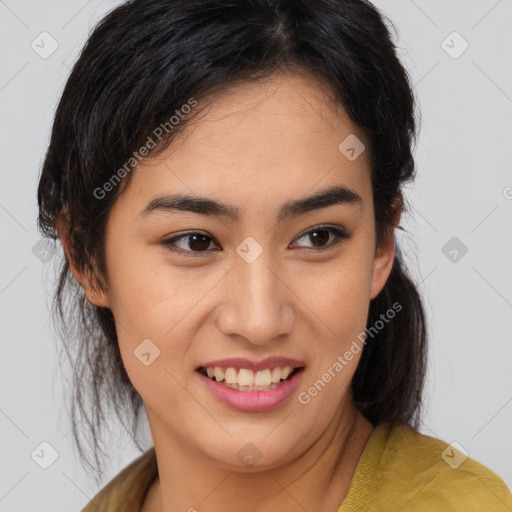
[215,253,295,345]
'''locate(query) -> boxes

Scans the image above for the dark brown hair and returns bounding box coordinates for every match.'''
[37,0,427,483]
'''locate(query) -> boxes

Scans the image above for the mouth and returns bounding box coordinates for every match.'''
[196,365,304,392]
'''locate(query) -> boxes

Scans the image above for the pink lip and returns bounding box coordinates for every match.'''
[196,368,305,412]
[197,357,305,372]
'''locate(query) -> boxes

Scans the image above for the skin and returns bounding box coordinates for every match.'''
[57,69,402,512]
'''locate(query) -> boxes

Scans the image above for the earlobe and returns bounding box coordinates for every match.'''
[83,287,110,308]
[369,195,403,300]
[55,209,110,308]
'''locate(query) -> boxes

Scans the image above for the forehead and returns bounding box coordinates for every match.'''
[183,70,364,151]
[121,69,372,215]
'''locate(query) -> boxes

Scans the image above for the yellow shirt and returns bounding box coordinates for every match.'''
[82,423,512,511]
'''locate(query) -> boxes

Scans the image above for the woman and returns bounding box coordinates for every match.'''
[37,0,512,510]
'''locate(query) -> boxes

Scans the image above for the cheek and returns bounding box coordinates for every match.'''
[104,237,201,334]
[294,267,370,429]
[295,248,372,411]
[301,257,373,343]
[102,247,196,388]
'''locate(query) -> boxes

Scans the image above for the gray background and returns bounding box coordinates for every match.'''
[1,0,511,510]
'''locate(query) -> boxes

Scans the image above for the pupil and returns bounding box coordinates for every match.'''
[310,230,329,247]
[189,234,210,251]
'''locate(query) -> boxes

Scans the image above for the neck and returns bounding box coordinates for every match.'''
[143,403,374,512]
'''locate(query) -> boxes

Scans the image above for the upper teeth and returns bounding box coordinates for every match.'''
[205,366,294,387]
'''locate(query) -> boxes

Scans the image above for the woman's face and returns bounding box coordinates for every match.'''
[81,71,396,470]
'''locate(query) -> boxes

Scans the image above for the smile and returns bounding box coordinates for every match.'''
[196,366,306,412]
[197,365,302,391]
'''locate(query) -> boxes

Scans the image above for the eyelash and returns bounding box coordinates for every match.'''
[161,225,351,258]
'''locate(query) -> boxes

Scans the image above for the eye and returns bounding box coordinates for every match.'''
[161,225,351,257]
[290,225,351,252]
[161,232,219,257]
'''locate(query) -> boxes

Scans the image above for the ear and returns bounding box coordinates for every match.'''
[369,194,403,300]
[55,208,110,308]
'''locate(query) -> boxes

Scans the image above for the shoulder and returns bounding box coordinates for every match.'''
[81,447,158,512]
[383,425,511,510]
[340,423,512,511]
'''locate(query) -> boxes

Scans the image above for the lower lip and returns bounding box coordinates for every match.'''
[196,369,305,412]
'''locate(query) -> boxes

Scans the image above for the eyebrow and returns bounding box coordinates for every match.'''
[137,185,363,222]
